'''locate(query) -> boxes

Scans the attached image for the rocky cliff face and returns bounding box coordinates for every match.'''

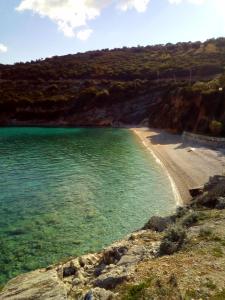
[1,82,224,137]
[148,87,225,135]
[1,176,225,300]
[1,38,225,136]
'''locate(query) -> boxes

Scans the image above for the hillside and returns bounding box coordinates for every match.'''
[0,38,225,135]
[1,175,225,299]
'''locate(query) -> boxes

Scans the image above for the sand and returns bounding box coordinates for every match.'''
[132,128,225,204]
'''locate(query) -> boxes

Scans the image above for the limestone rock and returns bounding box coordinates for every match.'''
[143,216,172,232]
[94,267,128,289]
[0,269,68,300]
[83,288,116,300]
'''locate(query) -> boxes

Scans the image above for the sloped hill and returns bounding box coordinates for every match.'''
[0,38,225,135]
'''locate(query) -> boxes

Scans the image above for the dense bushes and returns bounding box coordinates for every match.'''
[159,226,187,256]
[181,212,199,227]
[0,38,225,132]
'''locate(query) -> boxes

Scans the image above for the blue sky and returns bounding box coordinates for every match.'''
[0,0,224,64]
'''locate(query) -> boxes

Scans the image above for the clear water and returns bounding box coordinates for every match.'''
[0,127,175,285]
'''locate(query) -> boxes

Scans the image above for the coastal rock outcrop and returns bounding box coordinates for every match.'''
[0,230,160,299]
[1,175,225,299]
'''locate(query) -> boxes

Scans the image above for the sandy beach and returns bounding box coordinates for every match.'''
[132,128,225,204]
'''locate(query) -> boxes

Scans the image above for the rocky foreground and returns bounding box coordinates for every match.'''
[1,175,225,300]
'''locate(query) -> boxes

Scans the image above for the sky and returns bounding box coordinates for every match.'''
[0,0,224,64]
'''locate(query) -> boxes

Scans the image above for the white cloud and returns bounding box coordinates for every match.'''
[117,0,150,12]
[16,0,151,39]
[16,0,225,40]
[0,43,8,53]
[16,0,103,38]
[168,0,206,4]
[77,28,93,40]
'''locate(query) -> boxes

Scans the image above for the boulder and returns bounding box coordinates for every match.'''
[102,246,128,265]
[63,265,77,277]
[94,267,128,289]
[143,216,172,232]
[189,187,204,197]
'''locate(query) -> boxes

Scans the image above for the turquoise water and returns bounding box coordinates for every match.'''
[0,127,175,285]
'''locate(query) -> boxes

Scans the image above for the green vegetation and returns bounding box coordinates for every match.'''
[212,246,223,258]
[122,280,151,300]
[212,289,225,300]
[181,211,199,227]
[159,226,187,256]
[199,227,214,239]
[209,120,224,136]
[0,38,225,135]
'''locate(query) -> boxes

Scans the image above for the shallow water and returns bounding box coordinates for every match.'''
[0,127,175,285]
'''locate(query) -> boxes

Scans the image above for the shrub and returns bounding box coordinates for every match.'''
[123,282,148,300]
[209,120,223,136]
[212,288,225,300]
[159,226,187,256]
[175,206,188,219]
[215,197,225,210]
[199,227,213,239]
[181,212,199,227]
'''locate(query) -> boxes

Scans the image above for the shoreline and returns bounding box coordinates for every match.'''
[131,127,225,205]
[132,128,182,206]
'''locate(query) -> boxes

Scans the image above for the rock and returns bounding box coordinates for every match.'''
[72,278,82,286]
[143,216,172,232]
[102,246,128,265]
[117,245,148,266]
[0,269,68,300]
[117,254,139,266]
[204,176,225,192]
[63,265,77,277]
[84,288,116,300]
[79,254,100,268]
[94,263,106,277]
[84,291,93,300]
[94,267,128,289]
[215,197,225,210]
[189,187,204,197]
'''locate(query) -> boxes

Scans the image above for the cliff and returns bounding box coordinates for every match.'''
[1,175,225,300]
[0,38,225,136]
